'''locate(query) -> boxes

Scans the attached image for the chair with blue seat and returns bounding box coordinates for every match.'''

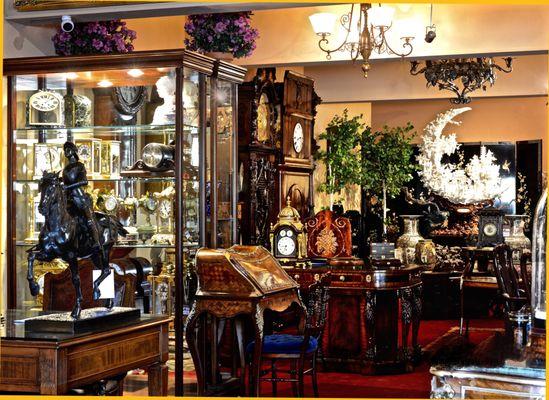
[246,273,330,397]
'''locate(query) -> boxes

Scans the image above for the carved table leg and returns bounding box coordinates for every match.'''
[363,290,376,371]
[234,318,246,396]
[411,284,423,362]
[185,305,205,395]
[250,305,265,397]
[400,288,413,364]
[148,362,168,396]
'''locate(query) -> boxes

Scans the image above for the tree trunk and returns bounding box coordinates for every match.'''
[382,180,387,237]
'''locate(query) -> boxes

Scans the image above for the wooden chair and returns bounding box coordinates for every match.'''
[305,210,364,268]
[42,259,136,311]
[459,247,499,335]
[520,251,532,304]
[493,244,529,314]
[246,273,330,397]
[42,260,136,396]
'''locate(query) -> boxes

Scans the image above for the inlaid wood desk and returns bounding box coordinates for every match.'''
[0,310,171,396]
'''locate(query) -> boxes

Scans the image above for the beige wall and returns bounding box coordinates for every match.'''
[305,54,548,103]
[371,96,547,171]
[314,102,371,212]
[124,4,549,67]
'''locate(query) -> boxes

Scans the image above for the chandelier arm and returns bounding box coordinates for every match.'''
[409,62,426,75]
[382,35,414,57]
[317,5,356,57]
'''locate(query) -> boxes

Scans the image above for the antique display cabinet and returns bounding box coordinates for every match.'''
[3,49,245,395]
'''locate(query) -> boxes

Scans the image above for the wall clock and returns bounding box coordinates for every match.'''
[293,122,304,153]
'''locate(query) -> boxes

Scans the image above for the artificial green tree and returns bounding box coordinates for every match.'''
[314,110,363,209]
[360,123,417,236]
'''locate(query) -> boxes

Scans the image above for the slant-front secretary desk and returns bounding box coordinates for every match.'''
[185,245,304,396]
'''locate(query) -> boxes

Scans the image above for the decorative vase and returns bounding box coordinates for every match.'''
[396,215,424,265]
[415,239,436,266]
[205,52,234,62]
[505,214,531,263]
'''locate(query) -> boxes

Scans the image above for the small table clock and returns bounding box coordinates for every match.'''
[477,206,504,247]
[269,197,307,266]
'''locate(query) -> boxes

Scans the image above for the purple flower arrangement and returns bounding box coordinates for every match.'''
[184,12,259,59]
[52,20,136,56]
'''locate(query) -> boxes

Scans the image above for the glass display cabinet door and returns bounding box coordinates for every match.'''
[10,67,181,310]
[214,79,238,248]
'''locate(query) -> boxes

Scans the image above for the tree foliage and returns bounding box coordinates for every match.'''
[315,110,417,201]
[360,123,417,198]
[314,110,363,195]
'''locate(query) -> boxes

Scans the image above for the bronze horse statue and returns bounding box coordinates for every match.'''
[26,171,127,319]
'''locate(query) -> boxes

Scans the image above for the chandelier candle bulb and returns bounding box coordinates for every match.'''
[367,5,395,28]
[309,12,337,36]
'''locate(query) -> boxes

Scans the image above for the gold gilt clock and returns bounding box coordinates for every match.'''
[270,197,307,266]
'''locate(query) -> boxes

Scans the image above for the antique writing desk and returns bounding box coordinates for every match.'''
[287,265,423,374]
[0,310,171,395]
[185,245,304,396]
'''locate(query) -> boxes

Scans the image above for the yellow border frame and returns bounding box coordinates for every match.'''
[0,1,547,399]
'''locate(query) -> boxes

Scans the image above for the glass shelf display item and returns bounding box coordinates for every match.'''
[4,50,246,396]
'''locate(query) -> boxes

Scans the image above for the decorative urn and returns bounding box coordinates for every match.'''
[396,215,424,265]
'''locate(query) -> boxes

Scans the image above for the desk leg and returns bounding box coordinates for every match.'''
[401,288,412,364]
[235,318,246,396]
[39,348,66,395]
[250,306,265,397]
[411,285,422,362]
[148,362,168,396]
[186,306,205,395]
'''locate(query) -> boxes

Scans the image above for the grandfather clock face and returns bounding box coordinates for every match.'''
[282,116,312,167]
[274,227,298,258]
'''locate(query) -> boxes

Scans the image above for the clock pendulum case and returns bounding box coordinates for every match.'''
[276,70,321,221]
[238,68,321,248]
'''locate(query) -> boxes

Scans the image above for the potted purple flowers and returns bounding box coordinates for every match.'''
[184,12,259,60]
[52,20,136,56]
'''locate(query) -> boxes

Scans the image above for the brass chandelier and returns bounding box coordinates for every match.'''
[410,57,514,104]
[309,3,415,77]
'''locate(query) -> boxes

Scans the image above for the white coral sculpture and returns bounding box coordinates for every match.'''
[417,107,503,204]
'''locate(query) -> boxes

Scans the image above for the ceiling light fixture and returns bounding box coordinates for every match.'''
[64,72,79,80]
[410,57,514,104]
[309,3,415,78]
[97,79,113,88]
[127,68,144,78]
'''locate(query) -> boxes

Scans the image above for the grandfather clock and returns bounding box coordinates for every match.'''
[238,68,280,248]
[276,70,321,221]
[238,69,320,248]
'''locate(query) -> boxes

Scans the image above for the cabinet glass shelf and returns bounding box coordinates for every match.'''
[13,176,179,184]
[13,124,200,140]
[15,241,198,249]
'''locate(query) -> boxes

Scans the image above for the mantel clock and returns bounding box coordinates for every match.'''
[477,206,504,247]
[270,197,307,266]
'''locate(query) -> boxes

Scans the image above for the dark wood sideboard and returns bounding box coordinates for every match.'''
[286,266,423,374]
[0,310,171,396]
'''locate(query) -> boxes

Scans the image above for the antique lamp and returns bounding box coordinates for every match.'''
[309,3,414,77]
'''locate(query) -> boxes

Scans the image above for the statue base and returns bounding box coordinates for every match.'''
[24,306,141,334]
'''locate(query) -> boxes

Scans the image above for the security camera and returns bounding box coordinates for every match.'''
[425,25,436,43]
[61,15,74,33]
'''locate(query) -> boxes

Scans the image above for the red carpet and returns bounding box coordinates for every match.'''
[126,318,504,398]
